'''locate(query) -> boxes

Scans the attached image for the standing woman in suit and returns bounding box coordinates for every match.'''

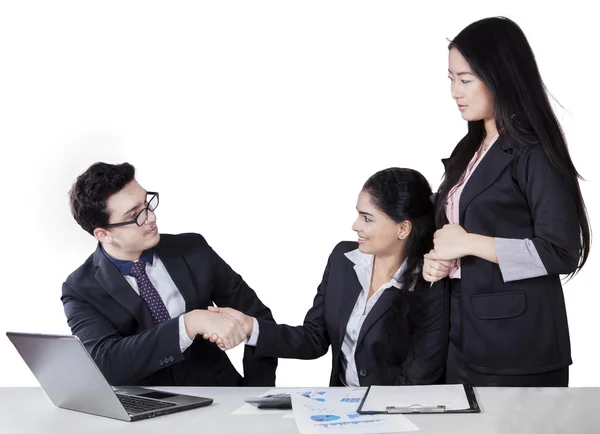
[209,167,447,386]
[423,17,591,387]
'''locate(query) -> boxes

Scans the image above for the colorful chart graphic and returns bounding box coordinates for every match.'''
[311,414,340,422]
[302,391,326,402]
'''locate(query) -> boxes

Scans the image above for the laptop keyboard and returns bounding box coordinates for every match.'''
[117,394,177,414]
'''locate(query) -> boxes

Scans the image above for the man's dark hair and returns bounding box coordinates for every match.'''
[69,162,136,235]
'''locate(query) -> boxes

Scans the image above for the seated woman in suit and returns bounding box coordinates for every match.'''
[208,167,448,386]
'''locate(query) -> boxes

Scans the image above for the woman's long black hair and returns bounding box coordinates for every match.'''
[362,168,436,371]
[363,167,436,293]
[436,16,590,275]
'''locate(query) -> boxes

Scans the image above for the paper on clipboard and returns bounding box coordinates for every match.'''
[359,385,472,413]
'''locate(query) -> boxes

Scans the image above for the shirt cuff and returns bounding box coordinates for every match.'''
[178,314,194,353]
[495,238,548,282]
[245,317,259,347]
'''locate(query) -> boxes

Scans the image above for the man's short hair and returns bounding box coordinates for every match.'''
[69,162,136,235]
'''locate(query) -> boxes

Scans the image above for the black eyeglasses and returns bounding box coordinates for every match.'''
[105,192,159,228]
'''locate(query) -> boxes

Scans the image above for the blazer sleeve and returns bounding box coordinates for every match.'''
[62,283,183,386]
[200,234,278,386]
[513,144,581,276]
[394,279,448,385]
[251,249,334,360]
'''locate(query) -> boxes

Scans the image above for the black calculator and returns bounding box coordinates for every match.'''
[245,393,292,409]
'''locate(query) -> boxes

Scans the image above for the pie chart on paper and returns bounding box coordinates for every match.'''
[311,415,340,422]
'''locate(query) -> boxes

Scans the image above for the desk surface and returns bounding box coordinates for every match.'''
[1,386,599,434]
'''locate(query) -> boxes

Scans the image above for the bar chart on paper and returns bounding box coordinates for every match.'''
[310,415,340,422]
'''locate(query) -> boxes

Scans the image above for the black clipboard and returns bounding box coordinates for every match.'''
[357,384,480,414]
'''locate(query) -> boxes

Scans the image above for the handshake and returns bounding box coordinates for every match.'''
[183,306,254,351]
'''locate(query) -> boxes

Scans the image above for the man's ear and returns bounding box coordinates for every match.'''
[93,227,112,244]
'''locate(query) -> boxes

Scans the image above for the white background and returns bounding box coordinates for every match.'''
[1,1,597,387]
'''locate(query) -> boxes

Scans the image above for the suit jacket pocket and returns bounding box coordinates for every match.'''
[472,291,526,320]
[463,289,562,374]
[463,290,530,372]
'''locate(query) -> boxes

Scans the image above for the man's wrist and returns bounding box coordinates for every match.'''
[184,310,202,339]
[245,316,255,337]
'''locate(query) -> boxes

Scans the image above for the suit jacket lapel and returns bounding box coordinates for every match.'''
[458,137,514,223]
[356,289,394,347]
[93,246,154,329]
[336,266,363,349]
[154,239,197,311]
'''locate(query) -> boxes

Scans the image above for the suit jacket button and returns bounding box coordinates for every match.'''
[359,368,368,377]
[159,359,164,366]
[169,355,175,362]
[164,357,170,364]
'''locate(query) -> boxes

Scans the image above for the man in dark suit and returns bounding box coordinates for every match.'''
[62,162,277,387]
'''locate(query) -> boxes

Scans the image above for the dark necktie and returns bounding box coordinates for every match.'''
[130,260,171,325]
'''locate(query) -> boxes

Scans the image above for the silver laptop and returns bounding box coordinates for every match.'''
[6,332,213,421]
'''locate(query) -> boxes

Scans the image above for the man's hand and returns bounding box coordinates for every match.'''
[203,306,254,350]
[183,309,247,350]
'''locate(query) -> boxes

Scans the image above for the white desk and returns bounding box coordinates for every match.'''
[1,386,599,433]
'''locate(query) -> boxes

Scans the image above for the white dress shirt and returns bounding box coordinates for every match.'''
[123,254,194,352]
[340,249,408,386]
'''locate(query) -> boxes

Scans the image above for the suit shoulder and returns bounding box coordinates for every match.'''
[511,141,559,180]
[329,240,359,260]
[63,253,97,295]
[508,135,544,160]
[332,240,358,253]
[160,232,209,249]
